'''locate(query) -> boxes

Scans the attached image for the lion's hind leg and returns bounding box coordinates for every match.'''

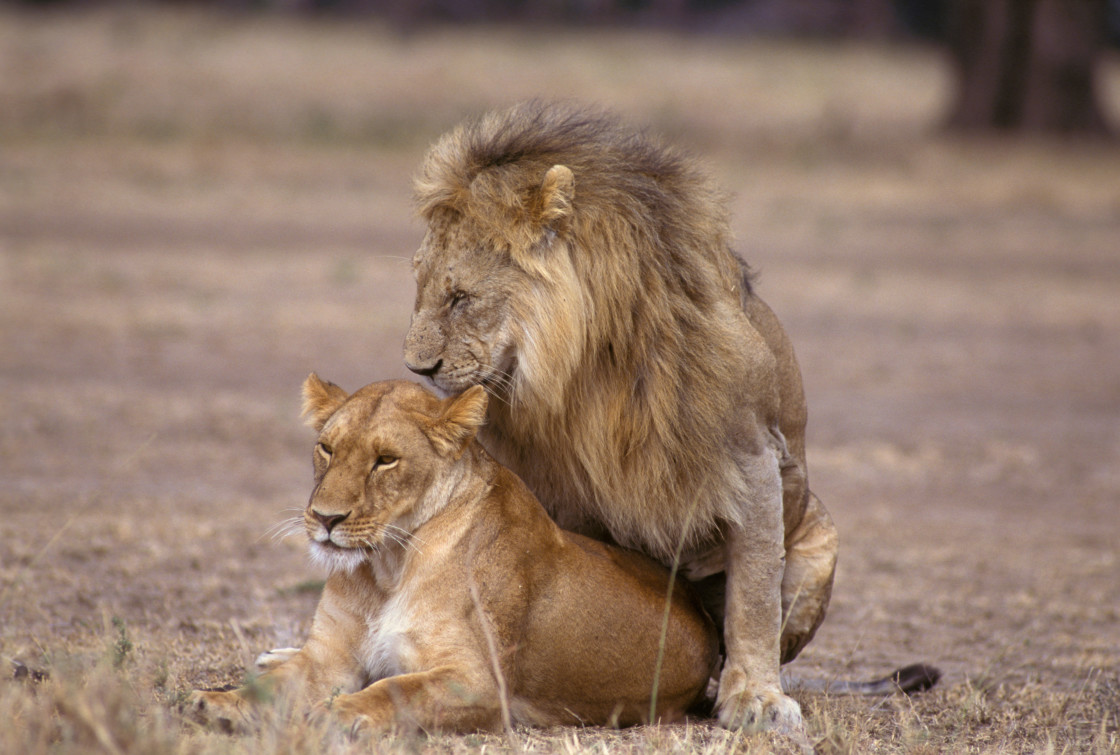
[324,667,503,736]
[780,491,838,664]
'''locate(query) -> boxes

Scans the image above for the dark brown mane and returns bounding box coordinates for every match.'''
[416,100,745,308]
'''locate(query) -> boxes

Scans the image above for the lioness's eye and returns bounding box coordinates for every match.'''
[448,291,467,310]
[374,455,399,470]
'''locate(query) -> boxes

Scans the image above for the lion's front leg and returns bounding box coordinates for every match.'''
[187,653,304,732]
[715,446,804,735]
[189,643,365,732]
[187,687,256,733]
[322,667,502,736]
[255,646,301,672]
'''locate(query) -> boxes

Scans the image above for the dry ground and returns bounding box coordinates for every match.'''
[1,6,1118,753]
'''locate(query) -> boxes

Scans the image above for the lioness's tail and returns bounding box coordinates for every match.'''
[782,663,941,696]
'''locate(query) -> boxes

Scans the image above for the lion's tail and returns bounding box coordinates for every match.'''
[688,663,940,718]
[781,663,942,696]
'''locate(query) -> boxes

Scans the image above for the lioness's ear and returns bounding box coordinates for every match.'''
[538,164,574,229]
[301,373,349,431]
[427,385,488,457]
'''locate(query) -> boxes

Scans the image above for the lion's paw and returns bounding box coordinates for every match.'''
[184,690,252,734]
[313,695,380,738]
[716,687,803,735]
[254,647,300,672]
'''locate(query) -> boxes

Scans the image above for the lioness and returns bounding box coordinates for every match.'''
[403,101,838,731]
[190,376,717,734]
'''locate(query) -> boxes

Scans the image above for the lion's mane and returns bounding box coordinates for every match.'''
[413,102,771,560]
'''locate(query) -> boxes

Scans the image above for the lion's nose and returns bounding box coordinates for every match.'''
[405,358,443,378]
[311,509,350,534]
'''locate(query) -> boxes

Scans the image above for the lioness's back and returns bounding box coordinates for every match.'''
[480,467,717,725]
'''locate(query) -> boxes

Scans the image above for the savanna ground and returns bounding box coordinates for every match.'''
[1,6,1118,753]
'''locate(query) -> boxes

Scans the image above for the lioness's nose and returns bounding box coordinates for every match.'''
[405,358,443,378]
[311,509,350,534]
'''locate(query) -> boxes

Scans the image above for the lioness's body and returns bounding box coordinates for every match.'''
[190,378,716,734]
[403,102,839,730]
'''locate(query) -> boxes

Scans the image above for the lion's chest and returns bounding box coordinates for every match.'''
[480,430,594,519]
[358,590,415,683]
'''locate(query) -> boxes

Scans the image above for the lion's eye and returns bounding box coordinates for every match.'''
[316,443,333,461]
[373,455,399,471]
[448,291,467,311]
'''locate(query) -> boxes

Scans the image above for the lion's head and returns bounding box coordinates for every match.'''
[402,101,763,558]
[298,374,488,574]
[403,155,583,416]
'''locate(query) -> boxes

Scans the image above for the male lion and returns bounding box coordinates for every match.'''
[190,376,717,734]
[403,101,840,732]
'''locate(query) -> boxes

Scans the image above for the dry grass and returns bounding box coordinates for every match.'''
[2,5,1119,753]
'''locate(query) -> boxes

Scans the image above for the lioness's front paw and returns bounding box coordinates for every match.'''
[716,682,803,734]
[255,646,300,672]
[185,690,252,734]
[313,695,380,738]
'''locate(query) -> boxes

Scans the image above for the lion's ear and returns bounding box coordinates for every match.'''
[427,385,488,457]
[301,373,349,431]
[538,164,574,229]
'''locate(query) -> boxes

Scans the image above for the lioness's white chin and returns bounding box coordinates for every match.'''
[307,541,369,574]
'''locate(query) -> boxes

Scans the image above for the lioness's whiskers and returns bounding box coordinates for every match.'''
[383,524,414,539]
[384,524,424,555]
[262,515,305,543]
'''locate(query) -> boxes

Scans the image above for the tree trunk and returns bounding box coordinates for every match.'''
[851,0,899,38]
[946,0,1112,136]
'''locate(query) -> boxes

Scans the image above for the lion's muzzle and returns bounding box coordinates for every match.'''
[404,357,442,378]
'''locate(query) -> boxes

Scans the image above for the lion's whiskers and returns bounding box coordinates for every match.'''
[262,513,306,543]
[393,526,427,550]
[477,365,515,408]
[486,365,516,393]
[382,524,424,555]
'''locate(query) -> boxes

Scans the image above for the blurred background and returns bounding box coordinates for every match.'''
[1,1,1118,752]
[4,0,1120,138]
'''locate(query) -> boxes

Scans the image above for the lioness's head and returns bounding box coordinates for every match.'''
[299,375,488,573]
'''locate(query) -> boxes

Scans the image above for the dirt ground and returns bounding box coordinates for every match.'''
[0,7,1118,753]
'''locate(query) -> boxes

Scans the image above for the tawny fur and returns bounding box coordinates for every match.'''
[404,101,840,731]
[189,377,717,735]
[412,103,761,556]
